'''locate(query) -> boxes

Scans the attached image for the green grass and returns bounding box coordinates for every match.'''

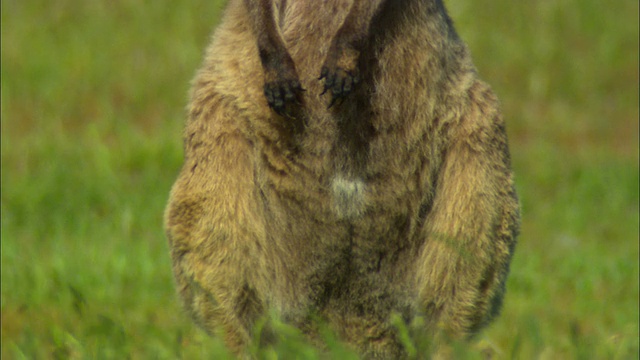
[2,0,638,358]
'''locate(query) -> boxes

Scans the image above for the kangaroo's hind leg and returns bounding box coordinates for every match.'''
[165,97,269,355]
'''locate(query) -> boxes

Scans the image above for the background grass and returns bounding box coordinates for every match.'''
[2,0,638,358]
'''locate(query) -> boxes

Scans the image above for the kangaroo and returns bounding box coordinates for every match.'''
[165,0,520,358]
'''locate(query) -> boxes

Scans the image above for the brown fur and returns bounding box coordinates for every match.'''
[164,0,520,358]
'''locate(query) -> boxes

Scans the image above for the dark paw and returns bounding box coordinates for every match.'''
[319,66,360,108]
[264,79,305,117]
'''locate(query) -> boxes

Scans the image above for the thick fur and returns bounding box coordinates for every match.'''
[164,0,520,358]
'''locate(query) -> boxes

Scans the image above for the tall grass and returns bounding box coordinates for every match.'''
[2,0,638,358]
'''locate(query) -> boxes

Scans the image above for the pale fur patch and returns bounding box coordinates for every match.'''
[331,176,366,219]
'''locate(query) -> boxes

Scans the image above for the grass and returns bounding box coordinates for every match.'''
[2,0,638,358]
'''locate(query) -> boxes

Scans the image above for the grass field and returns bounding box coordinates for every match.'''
[2,0,638,358]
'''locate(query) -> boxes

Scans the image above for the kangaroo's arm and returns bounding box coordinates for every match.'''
[320,0,385,106]
[245,0,303,116]
[245,0,387,111]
